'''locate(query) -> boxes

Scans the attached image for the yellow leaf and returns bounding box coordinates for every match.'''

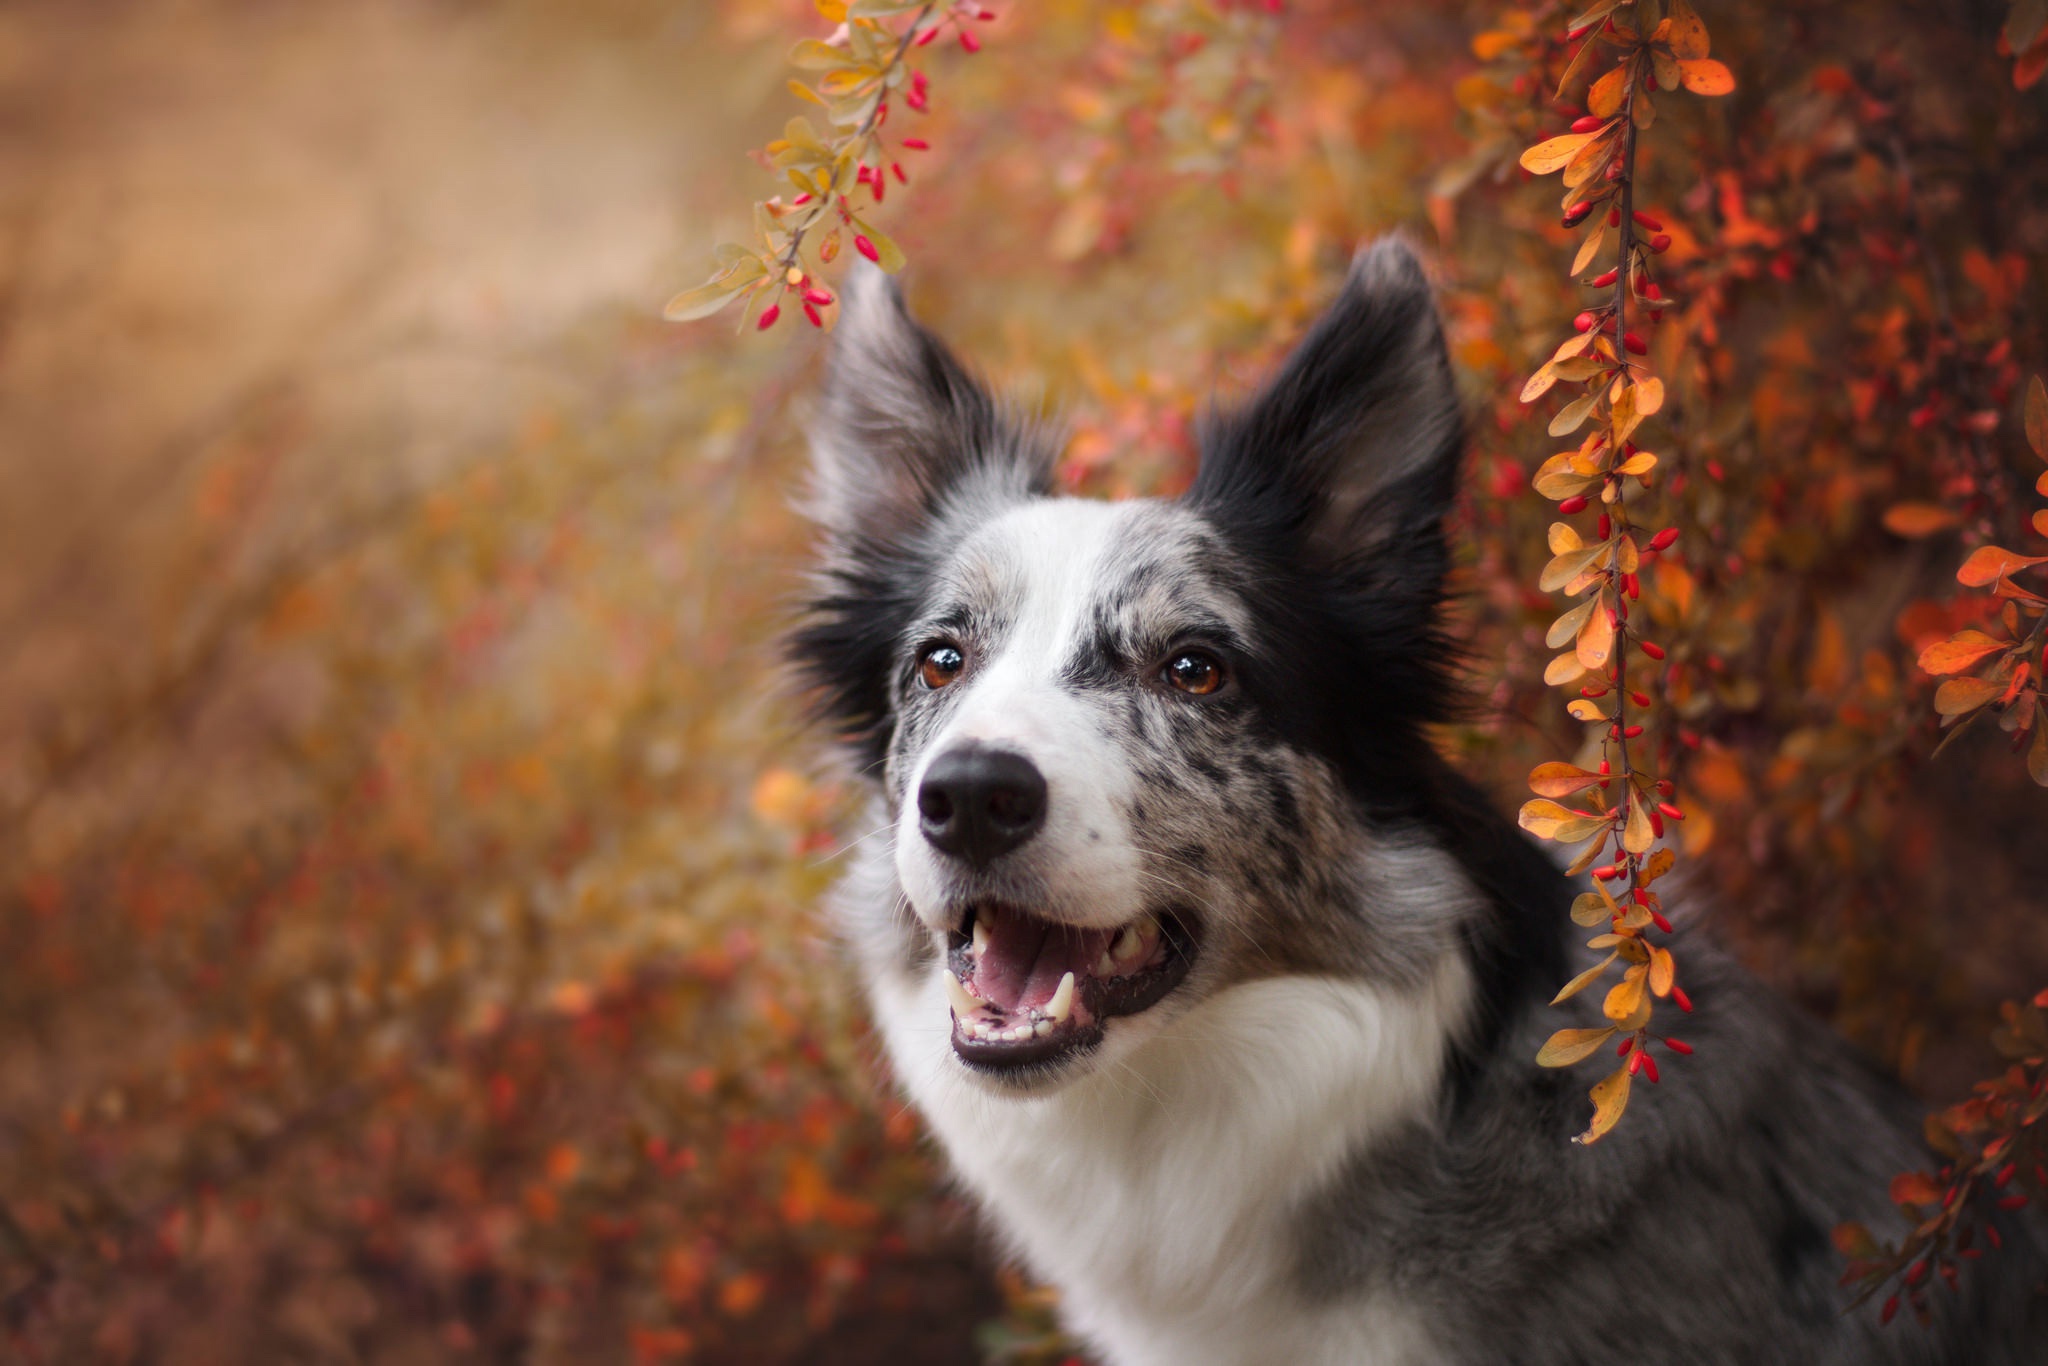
[1545,651,1589,686]
[1677,59,1736,96]
[1518,799,1610,844]
[1520,131,1598,175]
[1547,597,1598,650]
[1633,375,1665,416]
[1549,392,1601,438]
[1551,955,1620,1007]
[1521,364,1561,404]
[1571,891,1615,927]
[1574,1066,1633,1144]
[1572,224,1610,277]
[1623,794,1656,853]
[1603,966,1646,1022]
[1538,1024,1619,1067]
[1471,29,1522,60]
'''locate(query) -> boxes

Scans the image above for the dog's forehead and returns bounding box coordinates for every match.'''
[930,497,1248,642]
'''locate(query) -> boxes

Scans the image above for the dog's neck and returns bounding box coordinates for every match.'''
[850,834,1475,1366]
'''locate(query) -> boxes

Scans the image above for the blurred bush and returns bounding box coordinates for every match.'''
[1,0,2045,1361]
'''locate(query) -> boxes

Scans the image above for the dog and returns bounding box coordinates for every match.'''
[788,239,2046,1364]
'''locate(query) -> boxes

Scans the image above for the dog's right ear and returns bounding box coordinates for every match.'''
[807,264,1053,545]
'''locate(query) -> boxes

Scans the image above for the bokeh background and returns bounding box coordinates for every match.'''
[2,1,2045,1361]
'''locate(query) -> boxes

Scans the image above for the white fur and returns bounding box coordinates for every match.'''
[865,921,1469,1366]
[896,500,1175,932]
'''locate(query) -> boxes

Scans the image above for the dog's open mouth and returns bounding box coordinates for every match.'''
[942,904,1196,1071]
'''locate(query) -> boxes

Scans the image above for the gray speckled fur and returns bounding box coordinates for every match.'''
[792,250,2048,1364]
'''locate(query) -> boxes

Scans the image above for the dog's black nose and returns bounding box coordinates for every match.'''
[917,745,1047,868]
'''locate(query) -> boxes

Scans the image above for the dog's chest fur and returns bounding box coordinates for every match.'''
[863,900,1470,1366]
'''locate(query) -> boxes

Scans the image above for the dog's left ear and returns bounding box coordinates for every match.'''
[806,264,1054,545]
[1188,237,1462,577]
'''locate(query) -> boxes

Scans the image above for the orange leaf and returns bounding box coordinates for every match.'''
[1959,545,2048,586]
[2036,509,2048,538]
[1587,66,1628,119]
[1660,0,1711,59]
[1677,59,1735,95]
[1889,1171,1942,1208]
[1934,675,2002,716]
[1530,761,1604,798]
[1881,502,1962,538]
[1917,631,2008,676]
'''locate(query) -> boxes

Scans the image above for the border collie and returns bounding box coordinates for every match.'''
[789,240,2045,1364]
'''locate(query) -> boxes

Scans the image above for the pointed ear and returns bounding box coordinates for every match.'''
[1187,237,1463,568]
[807,264,1053,543]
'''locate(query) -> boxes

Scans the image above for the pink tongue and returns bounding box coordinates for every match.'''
[973,913,1113,1013]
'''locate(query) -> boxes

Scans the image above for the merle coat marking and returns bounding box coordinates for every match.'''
[789,241,2047,1365]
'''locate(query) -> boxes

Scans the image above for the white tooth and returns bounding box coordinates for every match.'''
[1112,926,1140,963]
[1096,951,1117,977]
[943,970,978,1020]
[1009,1026,1030,1041]
[972,918,989,956]
[1047,971,1075,1024]
[1035,1020,1053,1037]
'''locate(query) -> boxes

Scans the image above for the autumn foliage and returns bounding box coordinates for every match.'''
[5,0,2048,1361]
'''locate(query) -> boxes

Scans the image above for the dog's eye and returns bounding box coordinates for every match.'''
[1164,651,1225,696]
[919,643,966,690]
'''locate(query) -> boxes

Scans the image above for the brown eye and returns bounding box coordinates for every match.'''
[919,644,965,690]
[1164,650,1224,696]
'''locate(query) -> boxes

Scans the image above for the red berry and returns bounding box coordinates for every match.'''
[902,138,930,150]
[1641,1053,1659,1083]
[1590,267,1619,288]
[1649,527,1679,551]
[1571,115,1606,133]
[1624,332,1647,354]
[892,162,907,183]
[1672,986,1693,1013]
[1639,640,1665,660]
[1608,208,1621,227]
[1643,72,1658,91]
[1881,1296,1898,1326]
[1623,724,1644,738]
[1665,1037,1693,1055]
[1574,311,1597,332]
[1650,909,1673,933]
[803,302,823,327]
[1558,494,1590,514]
[1657,802,1684,821]
[804,288,834,307]
[757,304,781,331]
[1618,1036,1634,1056]
[960,30,981,51]
[1597,513,1611,539]
[1563,202,1594,226]
[1645,282,1665,301]
[855,235,879,263]
[1632,211,1663,231]
[917,25,938,45]
[1650,233,1673,253]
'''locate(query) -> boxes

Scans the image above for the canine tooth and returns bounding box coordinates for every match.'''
[1112,925,1141,964]
[1047,971,1075,1024]
[972,918,989,956]
[943,970,979,1020]
[1035,1020,1053,1037]
[1096,951,1117,977]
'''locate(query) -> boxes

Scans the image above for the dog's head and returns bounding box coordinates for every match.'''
[794,239,1484,1093]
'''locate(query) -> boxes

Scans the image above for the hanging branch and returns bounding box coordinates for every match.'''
[1509,0,1732,1144]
